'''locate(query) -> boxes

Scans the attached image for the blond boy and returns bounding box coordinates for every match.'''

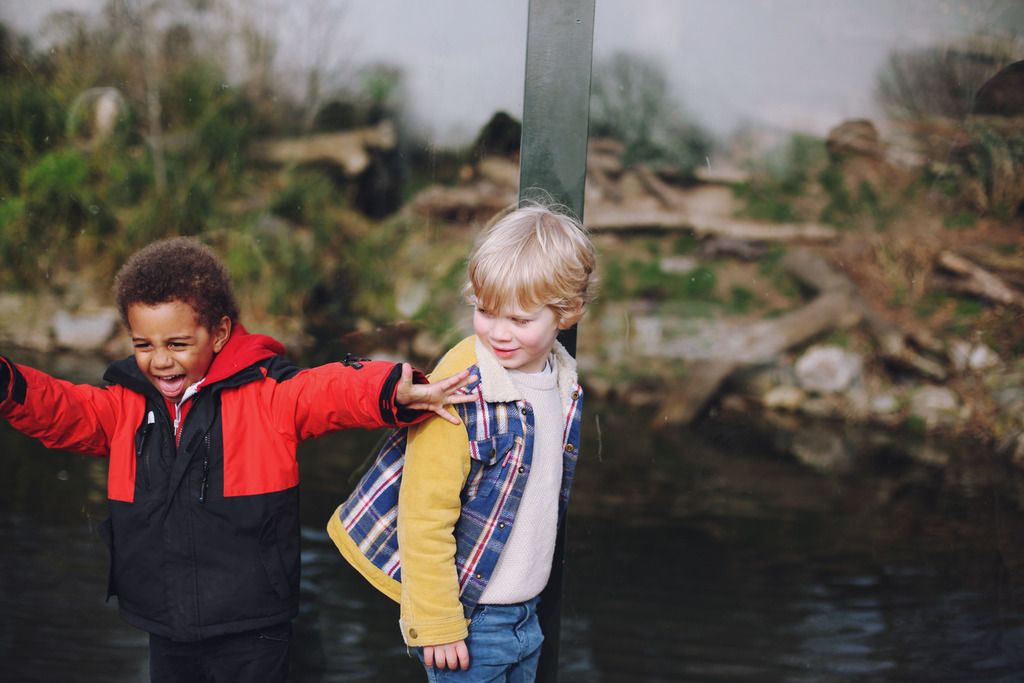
[329,205,597,681]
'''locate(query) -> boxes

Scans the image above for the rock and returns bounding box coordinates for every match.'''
[476,157,519,190]
[631,316,664,356]
[52,308,120,352]
[869,392,901,416]
[949,340,1001,372]
[0,293,55,352]
[973,60,1024,116]
[795,345,863,394]
[908,386,960,429]
[791,427,851,472]
[1005,432,1024,470]
[908,444,950,467]
[659,255,699,274]
[826,119,882,160]
[410,331,444,363]
[394,278,429,318]
[763,385,805,410]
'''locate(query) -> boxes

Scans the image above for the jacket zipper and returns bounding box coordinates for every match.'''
[135,411,155,491]
[199,432,211,503]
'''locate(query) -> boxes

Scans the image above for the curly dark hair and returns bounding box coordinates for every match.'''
[114,237,240,330]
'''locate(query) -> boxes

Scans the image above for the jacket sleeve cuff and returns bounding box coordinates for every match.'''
[0,355,26,405]
[379,363,430,425]
[398,615,470,647]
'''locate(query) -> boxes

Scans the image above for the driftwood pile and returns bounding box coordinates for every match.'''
[398,134,1023,427]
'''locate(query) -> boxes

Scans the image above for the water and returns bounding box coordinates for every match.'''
[3,394,1024,682]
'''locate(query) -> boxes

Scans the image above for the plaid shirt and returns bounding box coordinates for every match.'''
[330,336,583,616]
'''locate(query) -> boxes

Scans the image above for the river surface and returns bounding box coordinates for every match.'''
[3,371,1024,682]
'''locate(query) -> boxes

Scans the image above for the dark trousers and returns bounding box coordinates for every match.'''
[149,622,292,683]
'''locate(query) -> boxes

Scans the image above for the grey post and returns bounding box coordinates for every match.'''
[518,0,595,679]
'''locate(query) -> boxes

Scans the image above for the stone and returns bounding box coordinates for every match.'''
[631,316,664,355]
[908,386,960,429]
[763,384,805,410]
[659,255,699,274]
[826,119,882,159]
[411,331,444,363]
[476,157,519,189]
[51,308,120,352]
[394,278,429,318]
[950,340,1001,372]
[795,345,863,394]
[869,393,900,415]
[791,428,851,472]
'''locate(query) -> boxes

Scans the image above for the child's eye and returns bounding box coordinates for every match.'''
[513,318,530,326]
[476,307,494,318]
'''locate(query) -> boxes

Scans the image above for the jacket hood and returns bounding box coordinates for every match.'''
[203,322,285,386]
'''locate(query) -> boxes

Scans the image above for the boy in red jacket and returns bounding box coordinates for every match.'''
[0,236,472,682]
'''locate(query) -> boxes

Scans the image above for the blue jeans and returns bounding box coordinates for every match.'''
[418,597,544,682]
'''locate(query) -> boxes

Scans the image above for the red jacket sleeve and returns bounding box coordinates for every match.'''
[0,356,121,457]
[264,359,430,441]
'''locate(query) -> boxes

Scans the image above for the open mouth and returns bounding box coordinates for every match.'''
[154,374,187,398]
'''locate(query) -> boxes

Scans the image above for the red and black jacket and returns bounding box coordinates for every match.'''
[0,326,428,641]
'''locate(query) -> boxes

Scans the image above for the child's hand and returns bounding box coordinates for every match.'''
[423,640,470,671]
[395,363,477,425]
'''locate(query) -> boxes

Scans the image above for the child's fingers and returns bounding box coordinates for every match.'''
[444,391,477,405]
[434,369,475,392]
[455,641,471,670]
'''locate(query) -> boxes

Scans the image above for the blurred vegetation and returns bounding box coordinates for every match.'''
[734,134,826,223]
[874,36,1024,221]
[590,51,713,175]
[0,3,427,337]
[874,36,1019,121]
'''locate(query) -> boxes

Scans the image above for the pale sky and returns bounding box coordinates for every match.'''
[3,0,1022,144]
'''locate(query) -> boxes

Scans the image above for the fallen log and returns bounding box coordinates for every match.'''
[652,248,949,426]
[407,185,515,223]
[633,164,684,209]
[250,121,396,177]
[936,250,1024,308]
[653,249,861,425]
[586,206,839,242]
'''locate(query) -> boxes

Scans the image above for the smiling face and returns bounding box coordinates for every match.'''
[473,303,566,374]
[127,300,232,403]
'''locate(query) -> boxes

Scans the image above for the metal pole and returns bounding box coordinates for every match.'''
[518,0,595,679]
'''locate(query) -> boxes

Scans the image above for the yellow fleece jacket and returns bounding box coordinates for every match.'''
[328,336,476,646]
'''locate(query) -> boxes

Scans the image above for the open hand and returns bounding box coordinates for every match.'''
[395,363,476,425]
[423,640,470,671]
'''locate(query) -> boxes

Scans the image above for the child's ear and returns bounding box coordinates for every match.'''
[558,299,585,329]
[211,316,232,353]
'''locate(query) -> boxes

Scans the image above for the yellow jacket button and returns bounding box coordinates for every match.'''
[409,628,418,639]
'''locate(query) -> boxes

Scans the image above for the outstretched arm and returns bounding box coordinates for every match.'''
[394,363,476,425]
[0,355,118,456]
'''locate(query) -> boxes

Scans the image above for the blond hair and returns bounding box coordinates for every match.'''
[466,205,596,325]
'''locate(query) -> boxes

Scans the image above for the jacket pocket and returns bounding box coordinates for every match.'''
[466,432,519,500]
[258,519,291,600]
[97,516,117,600]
